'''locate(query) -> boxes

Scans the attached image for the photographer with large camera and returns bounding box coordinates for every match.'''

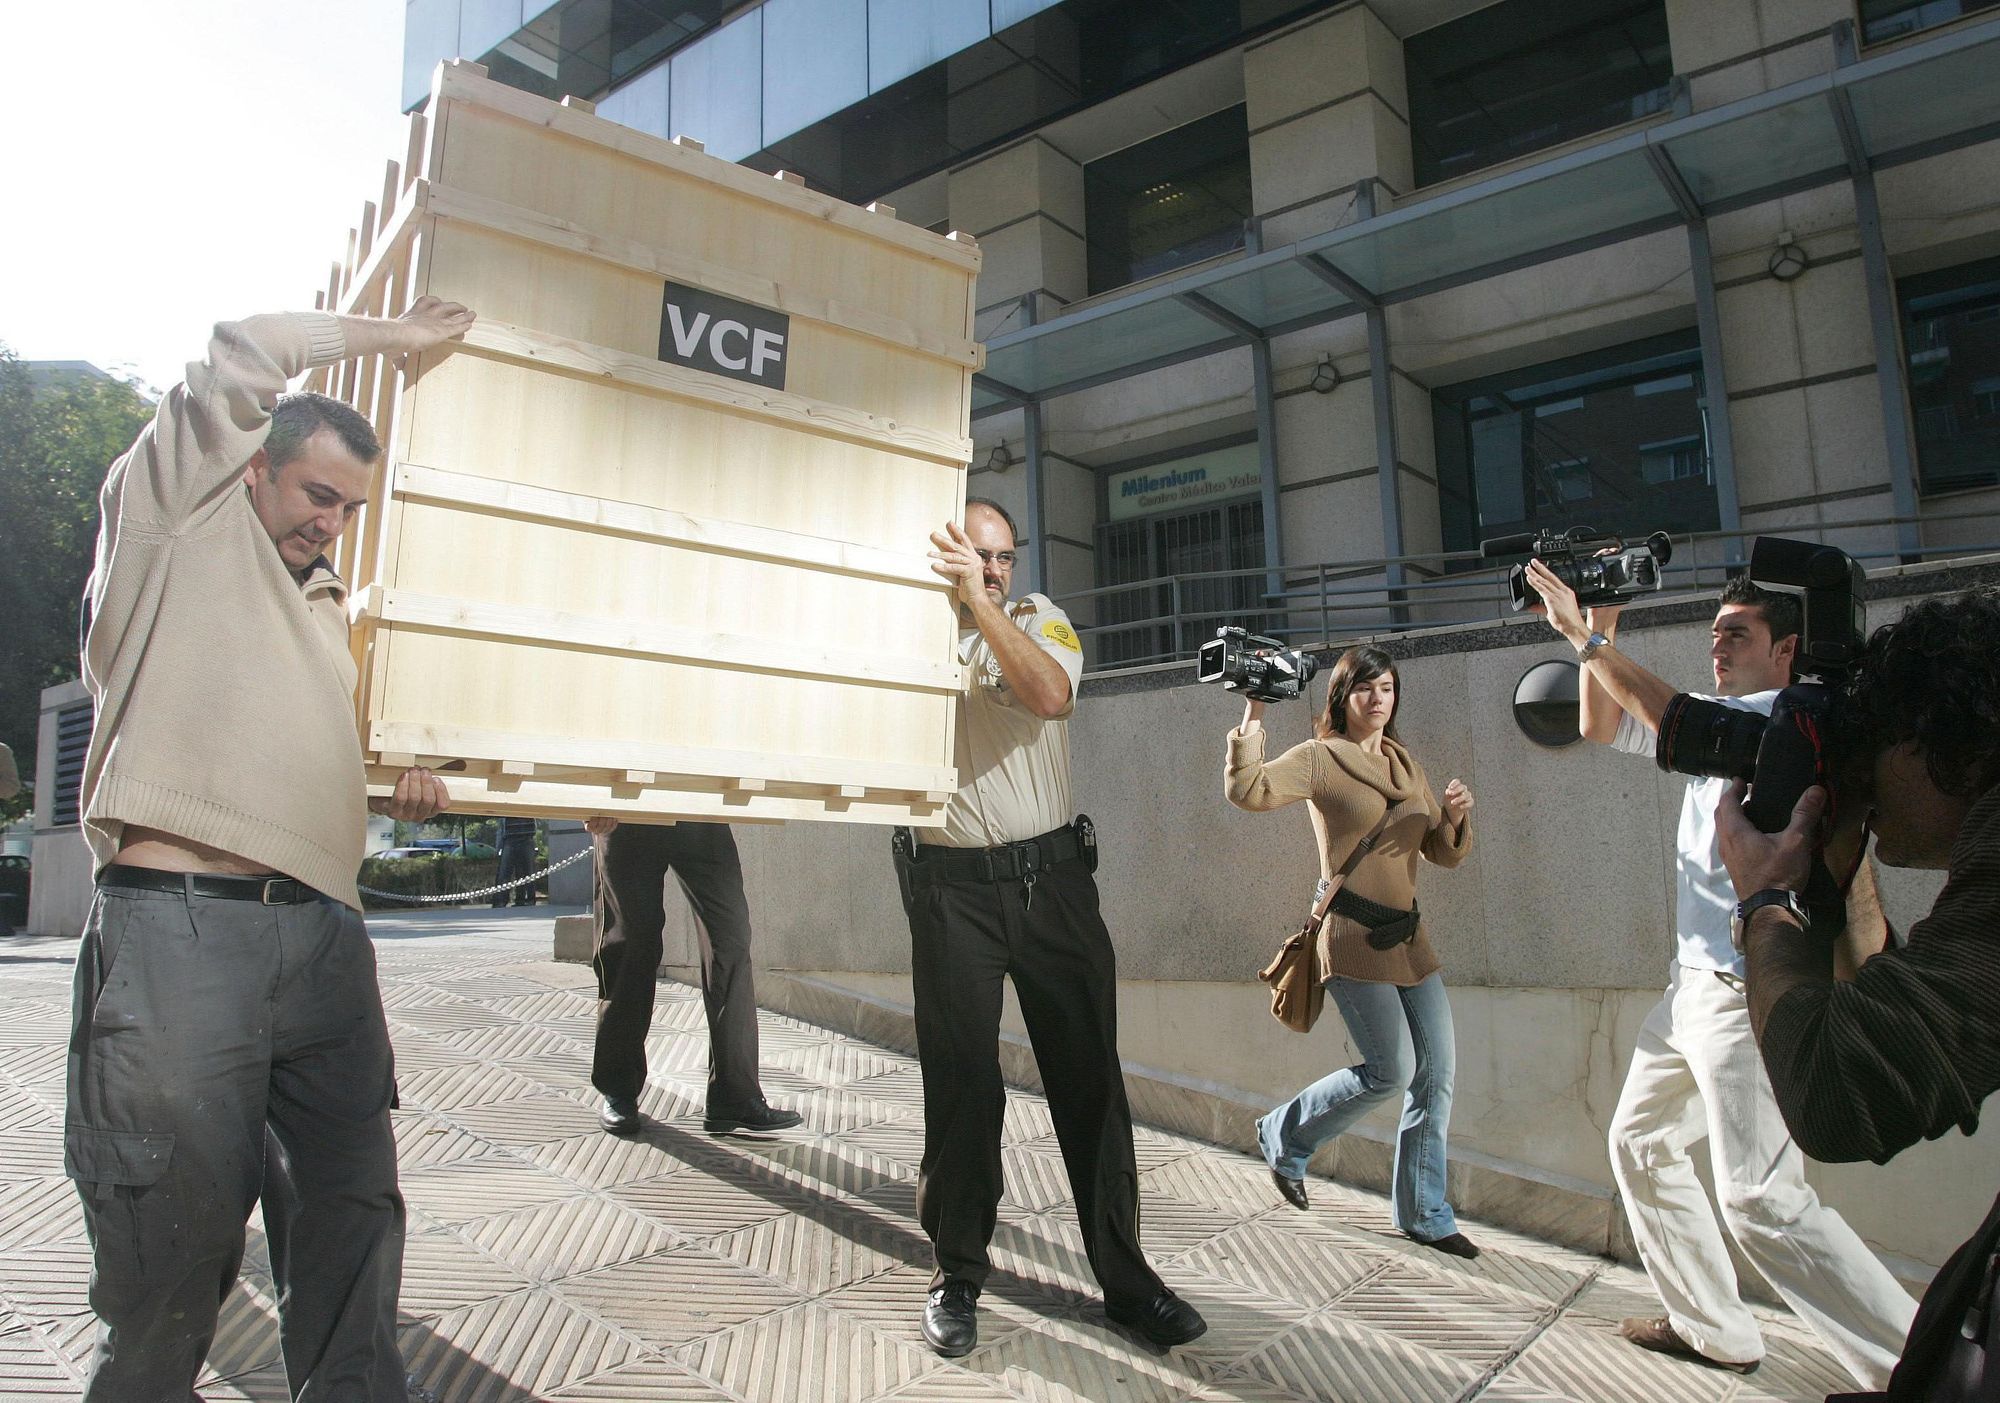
[1223,646,1479,1257]
[1525,561,1913,1385]
[1716,589,2000,1400]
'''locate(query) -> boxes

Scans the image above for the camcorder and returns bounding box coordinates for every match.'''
[1483,526,1674,612]
[1197,626,1321,703]
[1655,536,1868,933]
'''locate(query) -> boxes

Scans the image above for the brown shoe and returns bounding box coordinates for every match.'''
[1618,1317,1758,1374]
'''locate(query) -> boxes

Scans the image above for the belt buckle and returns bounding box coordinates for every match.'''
[261,878,289,906]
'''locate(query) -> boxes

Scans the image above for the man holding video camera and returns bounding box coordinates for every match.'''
[1717,588,2000,1399]
[1526,561,1913,1386]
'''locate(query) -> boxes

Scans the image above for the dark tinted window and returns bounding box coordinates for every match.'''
[1406,0,1674,188]
[1432,330,1718,553]
[1085,106,1251,294]
[1901,255,2000,495]
[1860,0,2000,44]
[480,0,739,102]
[758,0,1332,204]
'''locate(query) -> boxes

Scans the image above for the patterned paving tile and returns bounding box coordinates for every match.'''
[464,1196,679,1283]
[672,1302,947,1403]
[556,1246,805,1348]
[401,1287,633,1400]
[0,918,1864,1403]
[1178,1220,1391,1310]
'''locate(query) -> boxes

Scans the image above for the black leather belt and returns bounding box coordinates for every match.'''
[1329,886,1421,950]
[100,864,320,905]
[907,823,1083,886]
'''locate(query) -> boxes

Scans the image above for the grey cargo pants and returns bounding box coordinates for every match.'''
[64,883,406,1402]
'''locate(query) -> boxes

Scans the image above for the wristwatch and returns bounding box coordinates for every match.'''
[1731,887,1808,951]
[1576,631,1610,663]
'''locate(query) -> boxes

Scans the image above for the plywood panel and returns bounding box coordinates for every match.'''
[317,59,978,825]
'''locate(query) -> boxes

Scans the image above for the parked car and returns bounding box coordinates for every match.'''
[408,838,499,859]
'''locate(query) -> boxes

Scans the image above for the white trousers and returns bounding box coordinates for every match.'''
[1609,963,1915,1388]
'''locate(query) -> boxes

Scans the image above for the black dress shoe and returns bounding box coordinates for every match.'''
[1410,1230,1481,1259]
[922,1280,979,1357]
[1271,1169,1309,1211]
[599,1096,642,1136]
[1106,1288,1207,1348]
[704,1102,805,1135]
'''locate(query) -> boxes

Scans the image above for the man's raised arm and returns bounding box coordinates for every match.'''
[1523,559,1677,741]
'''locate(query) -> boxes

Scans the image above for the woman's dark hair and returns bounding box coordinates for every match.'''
[1316,645,1401,742]
[1844,589,2000,798]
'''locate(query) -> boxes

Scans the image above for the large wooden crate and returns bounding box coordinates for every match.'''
[308,61,980,827]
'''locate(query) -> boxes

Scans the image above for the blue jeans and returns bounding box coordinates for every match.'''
[1255,972,1458,1241]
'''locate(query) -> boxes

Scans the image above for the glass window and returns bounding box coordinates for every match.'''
[670,9,763,160]
[1084,106,1252,295]
[1431,330,1717,554]
[869,0,992,93]
[1861,0,2000,43]
[764,0,869,139]
[760,0,1333,205]
[1406,0,1675,189]
[1900,255,2000,495]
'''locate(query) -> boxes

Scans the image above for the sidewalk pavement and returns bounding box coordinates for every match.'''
[0,907,1856,1401]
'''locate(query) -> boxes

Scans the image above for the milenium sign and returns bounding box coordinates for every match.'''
[1106,442,1262,522]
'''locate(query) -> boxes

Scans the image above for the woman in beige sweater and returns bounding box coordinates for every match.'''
[1225,645,1479,1257]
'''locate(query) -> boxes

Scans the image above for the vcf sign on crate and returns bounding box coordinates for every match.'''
[658,282,789,390]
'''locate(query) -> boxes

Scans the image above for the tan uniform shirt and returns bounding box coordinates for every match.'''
[924,593,1087,849]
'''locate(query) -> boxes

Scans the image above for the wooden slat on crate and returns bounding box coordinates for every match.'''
[448,321,972,466]
[391,464,948,589]
[354,586,963,693]
[421,181,981,369]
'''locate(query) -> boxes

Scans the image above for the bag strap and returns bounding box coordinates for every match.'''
[1306,800,1410,934]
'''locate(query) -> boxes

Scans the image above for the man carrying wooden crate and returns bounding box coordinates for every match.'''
[68,300,472,1401]
[896,498,1208,1357]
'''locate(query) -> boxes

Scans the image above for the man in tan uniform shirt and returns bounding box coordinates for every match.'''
[896,497,1206,1358]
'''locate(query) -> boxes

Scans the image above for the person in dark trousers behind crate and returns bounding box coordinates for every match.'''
[69,301,474,1402]
[894,497,1207,1359]
[491,816,539,907]
[584,817,802,1138]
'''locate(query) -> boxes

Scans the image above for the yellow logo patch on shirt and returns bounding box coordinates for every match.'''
[1041,618,1081,652]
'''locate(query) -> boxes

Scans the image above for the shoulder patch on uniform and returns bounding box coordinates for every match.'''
[1040,617,1081,652]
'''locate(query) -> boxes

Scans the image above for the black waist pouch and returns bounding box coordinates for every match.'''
[1330,886,1421,951]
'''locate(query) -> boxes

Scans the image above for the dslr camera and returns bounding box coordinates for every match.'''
[1484,526,1674,612]
[1197,626,1321,703]
[1656,536,1867,931]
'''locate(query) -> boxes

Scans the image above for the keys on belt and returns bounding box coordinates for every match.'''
[904,823,1083,886]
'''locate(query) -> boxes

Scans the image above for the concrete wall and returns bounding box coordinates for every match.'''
[715,559,1994,1280]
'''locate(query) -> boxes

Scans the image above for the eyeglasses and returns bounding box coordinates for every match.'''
[973,549,1017,567]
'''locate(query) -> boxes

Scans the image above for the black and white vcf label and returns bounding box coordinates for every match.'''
[658,282,790,390]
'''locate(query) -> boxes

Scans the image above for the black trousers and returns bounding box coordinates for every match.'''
[902,854,1163,1305]
[65,886,405,1401]
[491,833,537,907]
[592,822,763,1113]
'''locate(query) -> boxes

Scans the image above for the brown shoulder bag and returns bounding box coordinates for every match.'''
[1256,805,1401,1033]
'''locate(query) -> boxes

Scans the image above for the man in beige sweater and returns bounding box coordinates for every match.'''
[69,299,471,1401]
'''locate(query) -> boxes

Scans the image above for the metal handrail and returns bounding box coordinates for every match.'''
[1058,510,2000,671]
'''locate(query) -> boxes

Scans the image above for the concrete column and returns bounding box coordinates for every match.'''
[948,139,1086,342]
[1244,4,1411,247]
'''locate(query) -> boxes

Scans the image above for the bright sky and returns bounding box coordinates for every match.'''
[1,0,414,392]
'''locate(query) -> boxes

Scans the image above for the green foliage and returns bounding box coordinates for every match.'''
[356,853,501,911]
[0,347,156,815]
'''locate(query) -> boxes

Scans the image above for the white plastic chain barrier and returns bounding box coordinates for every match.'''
[358,844,595,905]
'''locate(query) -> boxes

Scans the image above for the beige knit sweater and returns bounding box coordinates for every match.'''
[1225,727,1472,986]
[80,313,367,907]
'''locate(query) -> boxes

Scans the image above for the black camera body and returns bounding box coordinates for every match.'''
[1197,626,1321,703]
[1484,526,1674,612]
[1656,536,1868,933]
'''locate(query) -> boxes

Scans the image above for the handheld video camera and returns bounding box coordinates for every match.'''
[1196,626,1321,703]
[1482,526,1674,612]
[1655,536,1867,934]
